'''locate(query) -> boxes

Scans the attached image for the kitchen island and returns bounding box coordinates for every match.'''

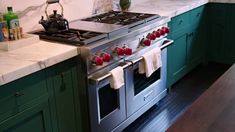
[167,64,235,132]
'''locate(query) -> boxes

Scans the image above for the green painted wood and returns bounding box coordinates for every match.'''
[47,57,83,132]
[187,5,205,68]
[53,64,78,132]
[0,70,48,123]
[167,5,206,88]
[0,99,52,132]
[187,28,205,70]
[224,4,235,63]
[168,28,188,87]
[189,6,205,28]
[206,3,235,64]
[207,4,229,64]
[170,12,190,33]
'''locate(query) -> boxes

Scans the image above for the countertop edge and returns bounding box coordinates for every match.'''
[0,42,79,86]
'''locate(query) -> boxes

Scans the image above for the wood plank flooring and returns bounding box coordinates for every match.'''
[123,63,230,132]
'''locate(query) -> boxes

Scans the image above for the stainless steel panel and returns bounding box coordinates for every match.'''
[88,39,173,84]
[88,72,126,132]
[81,20,170,75]
[125,47,167,117]
[69,21,128,39]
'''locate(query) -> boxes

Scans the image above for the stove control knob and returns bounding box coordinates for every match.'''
[124,48,133,55]
[153,31,161,38]
[93,56,103,66]
[141,38,151,46]
[147,33,156,40]
[115,47,125,56]
[101,53,112,62]
[163,27,170,34]
[159,28,166,36]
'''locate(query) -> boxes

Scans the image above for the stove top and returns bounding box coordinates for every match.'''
[81,11,160,29]
[31,29,107,45]
[31,11,162,45]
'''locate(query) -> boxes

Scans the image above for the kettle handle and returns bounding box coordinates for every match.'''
[45,2,64,19]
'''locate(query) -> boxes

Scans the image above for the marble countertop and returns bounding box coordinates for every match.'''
[130,0,234,18]
[0,41,79,86]
[130,0,209,17]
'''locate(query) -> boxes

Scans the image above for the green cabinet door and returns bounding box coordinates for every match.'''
[187,28,205,70]
[207,4,229,63]
[224,4,235,63]
[0,70,49,123]
[0,101,52,132]
[168,30,188,87]
[47,57,82,132]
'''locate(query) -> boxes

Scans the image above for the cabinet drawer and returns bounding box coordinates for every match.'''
[0,70,48,122]
[190,6,205,25]
[0,87,18,122]
[170,12,190,33]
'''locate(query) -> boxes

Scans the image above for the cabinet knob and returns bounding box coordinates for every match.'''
[179,20,183,24]
[197,13,201,17]
[15,91,24,97]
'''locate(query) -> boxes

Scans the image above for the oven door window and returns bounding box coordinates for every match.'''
[133,68,161,95]
[98,84,118,119]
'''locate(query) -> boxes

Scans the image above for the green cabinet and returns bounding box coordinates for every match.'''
[207,4,229,63]
[226,5,235,62]
[0,71,49,122]
[0,57,86,132]
[46,57,83,132]
[207,4,235,64]
[167,5,206,87]
[168,28,188,86]
[0,101,52,132]
[0,70,52,132]
[187,27,205,70]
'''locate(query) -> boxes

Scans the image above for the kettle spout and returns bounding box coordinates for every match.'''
[39,16,48,31]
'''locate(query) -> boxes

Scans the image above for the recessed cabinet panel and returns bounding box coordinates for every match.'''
[0,70,47,123]
[0,101,52,132]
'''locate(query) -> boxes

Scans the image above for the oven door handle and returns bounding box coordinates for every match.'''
[89,39,174,84]
[88,63,130,84]
[131,39,174,64]
[160,39,174,50]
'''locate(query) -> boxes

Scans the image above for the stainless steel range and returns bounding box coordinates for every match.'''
[32,11,173,132]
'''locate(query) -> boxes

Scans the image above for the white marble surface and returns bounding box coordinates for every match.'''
[0,41,78,86]
[130,0,235,17]
[0,0,116,33]
[130,0,209,17]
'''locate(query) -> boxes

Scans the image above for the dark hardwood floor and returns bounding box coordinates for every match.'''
[123,63,231,132]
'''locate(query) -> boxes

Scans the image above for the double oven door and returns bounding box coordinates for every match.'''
[87,40,171,132]
[125,46,167,117]
[88,71,126,132]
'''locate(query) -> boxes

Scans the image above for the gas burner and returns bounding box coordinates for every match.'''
[31,29,107,45]
[82,11,160,29]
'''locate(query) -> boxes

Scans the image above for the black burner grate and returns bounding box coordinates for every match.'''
[82,11,160,28]
[31,29,107,45]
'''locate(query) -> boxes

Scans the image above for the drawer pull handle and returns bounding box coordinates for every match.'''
[15,91,24,97]
[144,90,153,101]
[179,20,183,24]
[197,13,201,17]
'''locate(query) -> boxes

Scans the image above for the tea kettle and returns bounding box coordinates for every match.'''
[39,1,69,34]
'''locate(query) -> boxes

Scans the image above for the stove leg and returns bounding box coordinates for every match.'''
[167,86,172,93]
